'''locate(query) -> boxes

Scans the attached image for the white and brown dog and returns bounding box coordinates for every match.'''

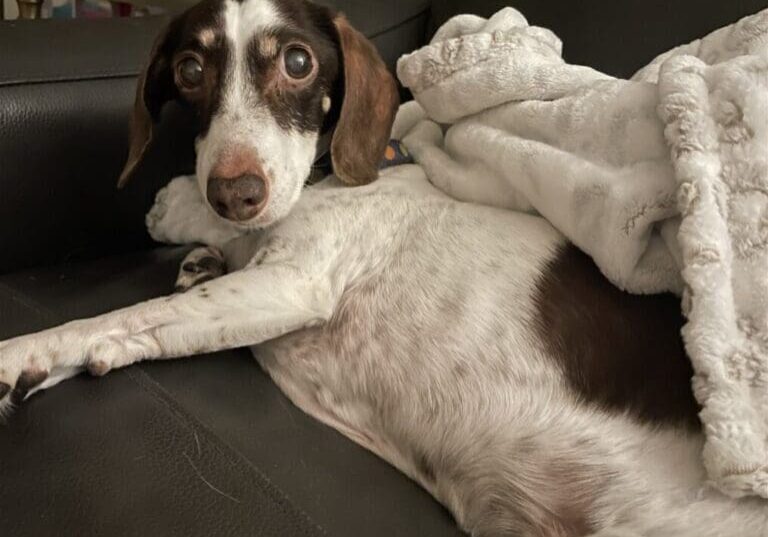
[1,1,767,535]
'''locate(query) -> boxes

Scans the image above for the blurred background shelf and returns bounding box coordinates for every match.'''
[1,0,188,21]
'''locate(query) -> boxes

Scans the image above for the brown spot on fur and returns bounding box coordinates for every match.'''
[87,360,111,377]
[475,453,611,537]
[415,450,436,483]
[453,363,469,379]
[11,368,49,404]
[16,368,48,391]
[533,244,699,427]
[0,382,11,400]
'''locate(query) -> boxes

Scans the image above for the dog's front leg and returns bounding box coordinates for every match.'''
[0,265,335,414]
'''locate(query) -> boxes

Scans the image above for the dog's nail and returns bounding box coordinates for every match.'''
[87,360,110,377]
[0,382,11,399]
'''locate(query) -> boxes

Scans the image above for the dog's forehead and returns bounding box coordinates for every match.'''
[222,0,283,41]
[177,0,283,50]
[183,0,334,57]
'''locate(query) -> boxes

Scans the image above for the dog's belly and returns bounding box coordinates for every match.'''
[255,207,575,526]
[249,204,722,535]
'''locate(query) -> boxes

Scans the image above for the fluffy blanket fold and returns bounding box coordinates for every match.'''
[394,7,768,498]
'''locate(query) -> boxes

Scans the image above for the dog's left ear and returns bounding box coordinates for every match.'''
[331,16,399,186]
[117,18,182,188]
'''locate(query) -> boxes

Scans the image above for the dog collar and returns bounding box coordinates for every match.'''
[379,139,414,169]
[309,134,413,184]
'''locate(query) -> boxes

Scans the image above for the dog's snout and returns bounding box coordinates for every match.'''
[207,175,268,222]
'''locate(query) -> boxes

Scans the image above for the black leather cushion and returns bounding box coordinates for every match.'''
[0,247,462,537]
[0,1,430,274]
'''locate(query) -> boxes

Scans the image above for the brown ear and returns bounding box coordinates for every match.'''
[331,16,399,186]
[117,20,181,188]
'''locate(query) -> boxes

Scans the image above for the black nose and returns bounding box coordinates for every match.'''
[206,174,267,222]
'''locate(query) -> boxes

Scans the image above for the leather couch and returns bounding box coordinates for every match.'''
[1,1,766,535]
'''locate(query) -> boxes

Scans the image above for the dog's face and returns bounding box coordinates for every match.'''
[119,0,398,228]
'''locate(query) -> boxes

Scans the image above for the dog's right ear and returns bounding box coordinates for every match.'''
[117,19,182,188]
[330,15,399,186]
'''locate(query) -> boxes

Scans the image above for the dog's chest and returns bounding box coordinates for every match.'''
[254,205,567,450]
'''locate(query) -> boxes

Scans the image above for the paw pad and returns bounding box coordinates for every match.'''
[176,247,227,292]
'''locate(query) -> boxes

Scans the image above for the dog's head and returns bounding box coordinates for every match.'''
[119,0,399,228]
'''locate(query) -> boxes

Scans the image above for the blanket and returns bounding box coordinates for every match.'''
[394,8,768,498]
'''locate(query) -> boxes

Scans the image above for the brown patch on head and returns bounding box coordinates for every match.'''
[243,2,340,136]
[330,15,399,185]
[533,244,699,427]
[198,28,216,48]
[259,34,279,58]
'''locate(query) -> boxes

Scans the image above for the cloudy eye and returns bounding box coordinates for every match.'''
[283,46,313,79]
[177,57,204,88]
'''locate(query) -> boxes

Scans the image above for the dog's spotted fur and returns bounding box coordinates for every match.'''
[2,1,767,536]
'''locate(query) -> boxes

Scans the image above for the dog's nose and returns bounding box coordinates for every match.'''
[206,174,267,222]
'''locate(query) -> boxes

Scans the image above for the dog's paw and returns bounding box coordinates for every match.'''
[175,246,227,292]
[146,183,171,234]
[0,338,53,418]
[146,175,202,244]
[147,175,244,248]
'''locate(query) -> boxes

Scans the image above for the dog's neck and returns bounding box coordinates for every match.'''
[308,128,413,185]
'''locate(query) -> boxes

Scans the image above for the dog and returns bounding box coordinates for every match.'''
[2,1,767,535]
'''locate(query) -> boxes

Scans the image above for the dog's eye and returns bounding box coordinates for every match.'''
[283,46,313,79]
[178,57,204,88]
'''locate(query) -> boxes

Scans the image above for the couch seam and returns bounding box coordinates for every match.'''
[126,364,328,537]
[0,71,140,89]
[0,280,60,326]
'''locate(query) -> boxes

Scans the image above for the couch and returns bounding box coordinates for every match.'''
[2,1,767,535]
